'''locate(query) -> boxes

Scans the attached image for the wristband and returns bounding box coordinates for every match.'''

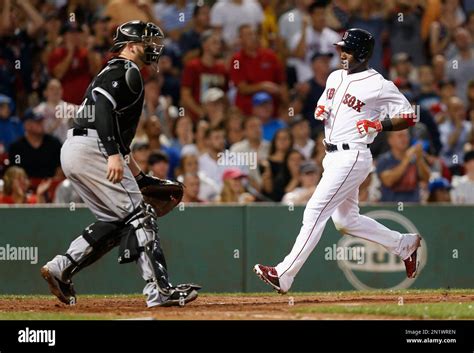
[134,171,146,181]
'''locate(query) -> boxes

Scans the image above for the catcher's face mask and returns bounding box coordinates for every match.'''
[142,23,165,72]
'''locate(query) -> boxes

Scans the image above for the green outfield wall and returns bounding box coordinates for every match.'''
[0,205,472,294]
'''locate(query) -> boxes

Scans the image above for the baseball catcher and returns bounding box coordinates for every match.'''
[41,20,200,307]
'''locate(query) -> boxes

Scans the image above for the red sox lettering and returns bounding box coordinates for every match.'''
[342,93,365,112]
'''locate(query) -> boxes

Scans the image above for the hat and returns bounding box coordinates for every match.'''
[23,108,44,122]
[202,88,225,103]
[252,92,272,106]
[61,21,83,35]
[223,168,247,181]
[428,177,451,193]
[0,94,12,105]
[300,161,318,174]
[311,51,333,62]
[392,52,412,64]
[464,150,474,163]
[131,140,150,152]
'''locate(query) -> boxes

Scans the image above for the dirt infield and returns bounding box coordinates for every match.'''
[1,291,473,320]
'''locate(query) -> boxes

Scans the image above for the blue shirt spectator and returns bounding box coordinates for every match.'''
[0,95,24,153]
[252,92,286,142]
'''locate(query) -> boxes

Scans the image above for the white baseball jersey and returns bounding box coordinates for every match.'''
[317,68,414,144]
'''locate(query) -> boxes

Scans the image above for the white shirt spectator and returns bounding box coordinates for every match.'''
[210,0,264,48]
[438,120,472,167]
[289,27,340,82]
[294,139,315,160]
[230,139,270,187]
[35,101,76,143]
[451,175,474,204]
[198,153,228,191]
[278,8,304,49]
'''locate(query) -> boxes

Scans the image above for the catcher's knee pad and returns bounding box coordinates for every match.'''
[64,220,130,279]
[118,203,172,295]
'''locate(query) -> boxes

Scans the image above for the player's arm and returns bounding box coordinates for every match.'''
[379,154,412,187]
[357,114,416,136]
[94,94,123,184]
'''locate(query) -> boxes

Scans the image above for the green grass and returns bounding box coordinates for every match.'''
[295,302,474,319]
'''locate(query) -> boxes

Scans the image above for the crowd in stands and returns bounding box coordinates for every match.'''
[1,0,474,205]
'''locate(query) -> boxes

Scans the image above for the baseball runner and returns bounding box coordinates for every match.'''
[41,21,200,307]
[254,28,422,294]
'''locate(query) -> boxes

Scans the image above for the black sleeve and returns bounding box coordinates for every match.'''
[94,93,119,156]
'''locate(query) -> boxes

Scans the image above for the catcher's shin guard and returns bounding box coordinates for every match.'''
[119,202,173,296]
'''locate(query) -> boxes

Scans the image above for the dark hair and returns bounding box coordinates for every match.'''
[171,115,193,139]
[308,0,329,13]
[272,149,304,201]
[193,1,208,17]
[204,125,225,139]
[148,150,169,166]
[269,128,293,156]
[243,115,260,129]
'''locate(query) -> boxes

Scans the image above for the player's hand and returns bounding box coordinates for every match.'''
[356,120,382,137]
[107,154,124,184]
[314,105,329,121]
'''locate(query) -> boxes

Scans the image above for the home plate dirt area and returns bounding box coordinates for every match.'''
[1,290,473,320]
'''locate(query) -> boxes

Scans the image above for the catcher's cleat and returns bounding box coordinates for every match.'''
[40,265,77,305]
[253,264,286,294]
[404,234,421,279]
[156,284,201,307]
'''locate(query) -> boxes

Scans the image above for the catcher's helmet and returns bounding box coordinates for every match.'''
[334,28,374,62]
[110,20,164,65]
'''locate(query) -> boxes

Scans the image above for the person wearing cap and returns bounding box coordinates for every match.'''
[252,91,287,142]
[281,161,320,205]
[0,94,24,153]
[300,52,332,131]
[289,1,340,83]
[217,168,255,204]
[179,3,211,64]
[47,20,100,104]
[181,29,228,122]
[8,109,61,179]
[426,177,452,203]
[202,88,227,128]
[289,115,314,160]
[230,24,286,116]
[451,150,474,204]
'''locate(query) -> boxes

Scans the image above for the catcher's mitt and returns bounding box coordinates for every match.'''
[136,173,183,217]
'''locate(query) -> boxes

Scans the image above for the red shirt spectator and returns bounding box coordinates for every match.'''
[181,30,228,122]
[230,25,286,116]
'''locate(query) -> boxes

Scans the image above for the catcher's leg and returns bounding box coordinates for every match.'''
[120,203,200,307]
[41,219,129,304]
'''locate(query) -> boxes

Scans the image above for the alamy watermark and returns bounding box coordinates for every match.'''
[324,244,365,265]
[0,244,38,264]
[217,150,258,170]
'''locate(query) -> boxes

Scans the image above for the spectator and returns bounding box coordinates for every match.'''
[0,166,50,204]
[89,14,113,62]
[182,172,203,203]
[217,168,255,203]
[429,0,460,57]
[299,52,331,132]
[148,150,170,180]
[48,21,100,105]
[438,97,472,174]
[210,0,264,50]
[176,153,220,201]
[289,1,340,83]
[179,2,211,63]
[169,115,195,157]
[0,95,23,153]
[251,92,286,142]
[387,0,425,66]
[417,66,442,116]
[431,54,447,84]
[202,88,227,129]
[53,179,82,204]
[451,150,474,204]
[377,130,431,202]
[282,160,319,205]
[105,0,155,29]
[427,177,452,202]
[181,30,228,121]
[160,0,194,34]
[230,24,287,116]
[290,115,314,160]
[230,115,270,189]
[278,0,312,51]
[225,106,244,147]
[390,53,419,97]
[272,149,304,201]
[131,141,151,174]
[445,28,474,104]
[34,79,75,144]
[198,126,227,190]
[261,128,293,198]
[9,109,61,179]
